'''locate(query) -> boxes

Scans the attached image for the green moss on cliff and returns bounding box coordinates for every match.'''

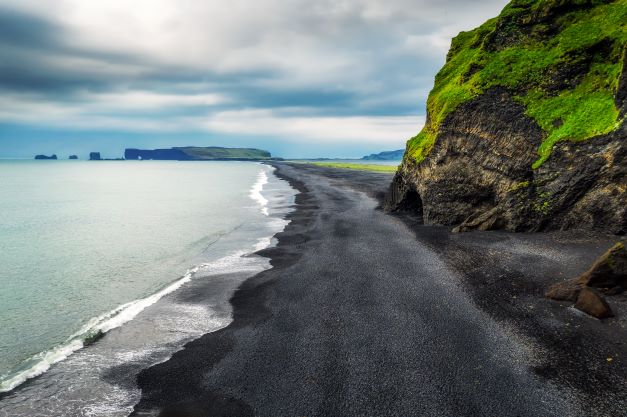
[407,0,626,167]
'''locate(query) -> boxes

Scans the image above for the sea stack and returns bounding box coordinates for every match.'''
[89,152,102,161]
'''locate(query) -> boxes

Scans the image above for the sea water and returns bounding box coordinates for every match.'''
[0,160,295,416]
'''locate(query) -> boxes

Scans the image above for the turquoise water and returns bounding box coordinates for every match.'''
[0,160,293,403]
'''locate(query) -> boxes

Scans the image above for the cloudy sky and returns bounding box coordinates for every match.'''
[0,0,508,159]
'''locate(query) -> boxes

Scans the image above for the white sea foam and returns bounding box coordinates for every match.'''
[0,266,198,393]
[250,167,269,215]
[83,385,137,417]
[254,236,273,251]
[0,339,84,393]
[0,248,260,394]
[0,162,295,400]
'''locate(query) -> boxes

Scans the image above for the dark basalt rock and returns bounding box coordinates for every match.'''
[385,2,626,234]
[34,154,57,160]
[83,330,104,346]
[386,78,626,233]
[89,152,102,161]
[68,155,78,159]
[452,206,501,233]
[386,88,544,231]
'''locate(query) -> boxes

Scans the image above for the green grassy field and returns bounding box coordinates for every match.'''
[309,162,398,173]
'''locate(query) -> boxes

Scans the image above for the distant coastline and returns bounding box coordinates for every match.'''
[32,146,282,161]
[361,149,404,161]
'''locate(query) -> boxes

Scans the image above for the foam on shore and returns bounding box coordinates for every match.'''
[0,164,291,398]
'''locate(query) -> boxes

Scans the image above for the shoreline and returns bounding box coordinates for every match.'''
[0,163,296,416]
[130,162,626,417]
[130,163,317,416]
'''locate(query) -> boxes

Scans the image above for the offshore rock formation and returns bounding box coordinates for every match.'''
[385,0,626,233]
[34,154,57,160]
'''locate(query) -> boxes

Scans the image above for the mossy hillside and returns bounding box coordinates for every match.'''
[406,0,627,168]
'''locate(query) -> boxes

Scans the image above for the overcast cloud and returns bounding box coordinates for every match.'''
[0,0,508,158]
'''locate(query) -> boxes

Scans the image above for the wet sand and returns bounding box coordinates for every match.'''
[131,162,626,417]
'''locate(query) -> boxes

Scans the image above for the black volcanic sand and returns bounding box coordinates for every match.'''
[131,163,626,417]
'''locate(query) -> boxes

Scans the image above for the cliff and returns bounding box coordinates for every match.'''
[125,146,272,161]
[386,0,626,233]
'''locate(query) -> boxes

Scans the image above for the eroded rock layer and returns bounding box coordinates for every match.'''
[386,0,626,233]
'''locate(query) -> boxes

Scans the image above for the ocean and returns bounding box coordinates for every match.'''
[0,160,295,416]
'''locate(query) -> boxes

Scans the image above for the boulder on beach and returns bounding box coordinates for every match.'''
[452,206,501,233]
[577,242,627,290]
[545,281,582,302]
[546,242,625,318]
[574,287,614,319]
[546,242,627,299]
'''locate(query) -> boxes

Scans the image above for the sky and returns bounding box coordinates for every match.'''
[0,0,509,159]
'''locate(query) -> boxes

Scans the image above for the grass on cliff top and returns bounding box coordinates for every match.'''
[177,147,271,159]
[406,0,626,168]
[310,162,399,173]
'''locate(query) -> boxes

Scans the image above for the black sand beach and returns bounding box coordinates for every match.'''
[131,163,626,417]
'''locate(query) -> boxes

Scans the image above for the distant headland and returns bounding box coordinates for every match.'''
[361,149,404,161]
[125,146,277,161]
[34,147,279,161]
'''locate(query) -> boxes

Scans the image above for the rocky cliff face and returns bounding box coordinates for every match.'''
[386,0,626,234]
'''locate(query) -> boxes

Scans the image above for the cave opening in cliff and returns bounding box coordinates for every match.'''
[396,189,424,222]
